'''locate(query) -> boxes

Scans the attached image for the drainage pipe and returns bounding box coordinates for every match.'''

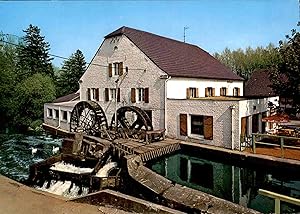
[230,105,236,150]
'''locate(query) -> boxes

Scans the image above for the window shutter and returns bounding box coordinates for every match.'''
[117,88,120,102]
[144,87,149,103]
[108,63,112,77]
[131,88,136,103]
[87,88,91,100]
[105,88,109,101]
[237,88,240,96]
[212,88,215,96]
[204,116,213,140]
[220,88,222,96]
[205,88,208,97]
[225,88,228,96]
[186,88,190,99]
[241,117,247,137]
[119,62,123,76]
[196,88,199,98]
[180,114,187,136]
[95,88,99,101]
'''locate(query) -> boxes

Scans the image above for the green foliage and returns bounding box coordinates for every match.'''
[269,29,300,109]
[17,24,54,80]
[0,25,56,132]
[13,73,56,129]
[214,44,280,80]
[0,33,18,129]
[56,49,86,97]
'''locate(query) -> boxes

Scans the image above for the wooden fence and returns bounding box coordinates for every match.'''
[251,133,300,158]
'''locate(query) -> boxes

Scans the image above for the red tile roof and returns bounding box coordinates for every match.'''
[245,69,276,97]
[105,26,243,81]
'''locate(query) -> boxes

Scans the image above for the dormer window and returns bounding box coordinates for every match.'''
[108,62,123,77]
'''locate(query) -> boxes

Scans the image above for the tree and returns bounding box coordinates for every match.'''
[13,73,56,130]
[0,33,19,131]
[214,44,280,80]
[17,24,54,79]
[56,49,86,97]
[269,29,300,110]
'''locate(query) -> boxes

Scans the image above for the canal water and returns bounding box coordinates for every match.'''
[0,134,62,183]
[150,150,300,213]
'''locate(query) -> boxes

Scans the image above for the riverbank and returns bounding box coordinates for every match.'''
[0,175,131,214]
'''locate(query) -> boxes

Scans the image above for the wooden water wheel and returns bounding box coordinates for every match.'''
[111,106,153,139]
[70,101,108,137]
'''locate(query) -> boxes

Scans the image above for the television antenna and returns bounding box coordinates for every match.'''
[184,26,189,43]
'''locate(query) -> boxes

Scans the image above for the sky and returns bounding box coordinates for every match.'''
[0,0,299,66]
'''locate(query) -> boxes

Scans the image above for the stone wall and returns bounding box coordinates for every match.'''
[166,98,240,149]
[79,35,167,130]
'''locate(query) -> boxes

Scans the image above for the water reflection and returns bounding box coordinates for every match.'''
[151,152,300,213]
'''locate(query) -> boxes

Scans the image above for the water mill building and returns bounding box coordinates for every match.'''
[44,26,278,150]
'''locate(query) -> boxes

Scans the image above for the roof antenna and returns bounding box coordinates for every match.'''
[184,26,189,43]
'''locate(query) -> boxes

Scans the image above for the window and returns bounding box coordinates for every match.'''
[137,88,145,102]
[113,63,119,75]
[131,88,149,103]
[87,88,99,101]
[191,115,204,135]
[205,87,215,97]
[108,62,123,77]
[61,111,67,121]
[54,109,59,120]
[179,114,213,140]
[186,87,198,98]
[47,108,53,118]
[233,87,240,96]
[105,88,120,102]
[110,88,116,100]
[220,87,227,96]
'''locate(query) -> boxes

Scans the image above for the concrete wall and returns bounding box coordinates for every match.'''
[79,35,167,130]
[167,77,244,99]
[44,102,77,132]
[166,99,240,149]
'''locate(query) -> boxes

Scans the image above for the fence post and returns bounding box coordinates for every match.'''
[280,137,284,158]
[275,198,280,214]
[252,134,256,154]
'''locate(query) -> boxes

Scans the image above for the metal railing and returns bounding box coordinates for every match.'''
[251,133,300,158]
[258,189,300,214]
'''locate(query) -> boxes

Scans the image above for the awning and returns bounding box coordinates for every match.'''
[262,114,290,123]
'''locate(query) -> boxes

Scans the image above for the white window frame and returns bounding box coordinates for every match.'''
[61,110,68,122]
[68,111,71,123]
[110,88,116,101]
[113,63,120,76]
[47,108,53,118]
[53,109,59,120]
[207,87,213,97]
[189,87,197,98]
[91,88,97,101]
[189,114,205,139]
[137,88,145,102]
[233,87,239,96]
[220,87,227,96]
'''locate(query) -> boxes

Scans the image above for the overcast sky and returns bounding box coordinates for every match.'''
[0,0,299,66]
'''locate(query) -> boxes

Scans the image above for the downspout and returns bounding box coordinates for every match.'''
[164,75,171,131]
[230,105,236,150]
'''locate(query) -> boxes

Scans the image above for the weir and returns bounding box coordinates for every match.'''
[35,101,292,213]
